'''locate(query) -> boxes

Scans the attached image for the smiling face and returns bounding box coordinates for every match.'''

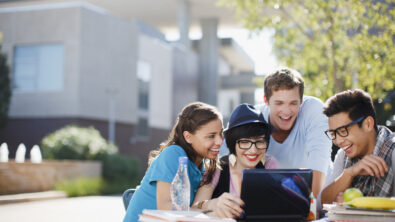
[328,112,374,159]
[183,118,223,165]
[235,136,267,169]
[265,87,302,133]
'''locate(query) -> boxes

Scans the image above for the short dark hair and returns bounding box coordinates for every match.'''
[323,89,378,131]
[264,67,304,101]
[224,122,272,155]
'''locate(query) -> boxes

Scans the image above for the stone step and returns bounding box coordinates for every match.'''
[0,190,67,205]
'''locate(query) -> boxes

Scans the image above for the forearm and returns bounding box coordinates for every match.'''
[192,185,214,210]
[191,200,208,210]
[321,168,354,204]
[156,181,172,210]
[198,193,244,218]
[157,200,172,210]
[312,170,326,198]
[192,198,217,211]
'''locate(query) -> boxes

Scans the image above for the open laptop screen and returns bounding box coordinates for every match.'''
[240,169,312,221]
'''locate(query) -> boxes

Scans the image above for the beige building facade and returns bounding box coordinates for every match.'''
[0,2,257,170]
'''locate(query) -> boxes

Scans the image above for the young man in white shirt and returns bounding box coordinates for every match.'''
[259,67,332,197]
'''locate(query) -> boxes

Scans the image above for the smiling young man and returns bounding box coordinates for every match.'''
[259,67,332,197]
[320,89,395,204]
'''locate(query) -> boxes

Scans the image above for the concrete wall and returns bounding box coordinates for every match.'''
[139,35,172,129]
[79,8,138,124]
[0,5,171,171]
[218,57,232,76]
[0,3,217,171]
[0,6,139,124]
[0,160,101,194]
[218,89,240,124]
[171,45,199,123]
[0,7,81,118]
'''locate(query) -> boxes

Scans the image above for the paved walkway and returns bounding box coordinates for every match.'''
[0,195,125,222]
[0,191,67,204]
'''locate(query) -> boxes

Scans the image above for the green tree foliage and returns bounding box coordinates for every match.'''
[220,0,395,100]
[0,43,11,129]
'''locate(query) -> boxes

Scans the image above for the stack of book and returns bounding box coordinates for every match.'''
[323,204,395,222]
[138,210,236,222]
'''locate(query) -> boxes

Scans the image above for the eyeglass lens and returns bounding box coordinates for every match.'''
[238,140,267,149]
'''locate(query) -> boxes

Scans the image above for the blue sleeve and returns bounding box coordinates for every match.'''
[302,97,332,174]
[148,145,187,184]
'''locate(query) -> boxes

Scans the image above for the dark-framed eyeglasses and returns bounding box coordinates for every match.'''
[324,116,366,140]
[236,139,267,150]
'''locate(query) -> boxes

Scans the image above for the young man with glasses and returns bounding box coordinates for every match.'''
[259,67,332,197]
[320,89,395,204]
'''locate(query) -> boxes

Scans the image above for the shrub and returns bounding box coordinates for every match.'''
[96,153,140,182]
[96,153,141,194]
[42,125,141,194]
[42,125,117,160]
[55,177,104,197]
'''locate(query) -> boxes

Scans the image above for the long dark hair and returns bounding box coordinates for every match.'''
[148,102,222,184]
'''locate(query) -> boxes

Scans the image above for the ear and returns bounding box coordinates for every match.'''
[264,95,268,104]
[183,131,192,144]
[363,116,375,132]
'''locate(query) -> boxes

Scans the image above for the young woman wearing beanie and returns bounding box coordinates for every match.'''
[192,103,277,218]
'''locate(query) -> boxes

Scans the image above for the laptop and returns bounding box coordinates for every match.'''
[239,169,313,221]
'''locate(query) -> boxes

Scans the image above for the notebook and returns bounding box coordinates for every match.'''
[239,169,313,221]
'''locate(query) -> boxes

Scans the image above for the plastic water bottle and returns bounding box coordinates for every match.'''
[170,156,190,211]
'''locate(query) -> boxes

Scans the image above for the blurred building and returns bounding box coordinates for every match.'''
[0,1,258,168]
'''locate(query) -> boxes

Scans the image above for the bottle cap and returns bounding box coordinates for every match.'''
[179,156,188,164]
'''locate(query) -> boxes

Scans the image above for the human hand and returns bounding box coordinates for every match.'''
[347,155,388,178]
[208,193,244,218]
[336,192,344,203]
[265,155,279,169]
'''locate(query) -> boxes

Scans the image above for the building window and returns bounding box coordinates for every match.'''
[138,83,149,110]
[137,60,151,110]
[136,117,149,138]
[13,43,64,92]
[136,60,151,139]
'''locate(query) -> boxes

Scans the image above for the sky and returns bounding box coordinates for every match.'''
[166,28,279,104]
[218,28,278,75]
[218,28,279,104]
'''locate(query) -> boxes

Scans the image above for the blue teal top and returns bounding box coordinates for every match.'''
[123,145,205,222]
